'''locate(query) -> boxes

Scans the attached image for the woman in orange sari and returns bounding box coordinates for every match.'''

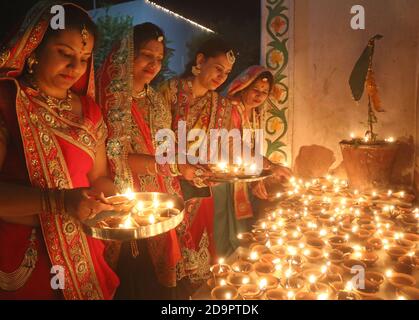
[97,23,208,299]
[0,2,119,299]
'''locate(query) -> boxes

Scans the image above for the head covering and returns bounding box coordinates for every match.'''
[0,1,96,99]
[0,1,117,300]
[226,65,273,98]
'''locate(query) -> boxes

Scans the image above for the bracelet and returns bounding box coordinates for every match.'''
[41,189,66,215]
[155,163,171,176]
[40,189,49,213]
[145,162,156,175]
[169,163,181,177]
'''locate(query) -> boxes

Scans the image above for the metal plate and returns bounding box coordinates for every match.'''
[81,192,184,241]
[207,169,273,183]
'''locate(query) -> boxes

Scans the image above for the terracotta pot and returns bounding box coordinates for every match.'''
[340,140,399,190]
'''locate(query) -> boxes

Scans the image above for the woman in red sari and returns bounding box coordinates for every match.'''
[158,38,237,283]
[97,23,209,299]
[0,2,119,299]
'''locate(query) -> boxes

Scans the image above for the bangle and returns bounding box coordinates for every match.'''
[155,163,171,176]
[145,162,156,175]
[40,189,49,213]
[169,163,181,177]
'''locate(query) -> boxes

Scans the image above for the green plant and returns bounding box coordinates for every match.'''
[94,11,133,71]
[349,34,384,143]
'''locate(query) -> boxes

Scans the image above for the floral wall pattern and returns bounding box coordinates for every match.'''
[261,0,294,165]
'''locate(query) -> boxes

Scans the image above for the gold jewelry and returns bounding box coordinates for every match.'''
[157,36,164,42]
[226,50,236,64]
[0,228,38,291]
[26,56,38,74]
[169,163,181,177]
[191,64,201,76]
[133,89,146,100]
[193,177,206,188]
[31,80,73,112]
[81,24,89,47]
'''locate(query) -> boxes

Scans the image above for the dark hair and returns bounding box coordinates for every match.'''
[40,5,98,49]
[133,22,165,59]
[251,71,274,93]
[182,37,235,78]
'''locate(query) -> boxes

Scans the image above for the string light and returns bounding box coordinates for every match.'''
[145,0,215,33]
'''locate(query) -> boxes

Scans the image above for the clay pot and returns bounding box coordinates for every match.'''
[269,245,287,258]
[237,232,253,247]
[265,288,288,300]
[386,246,408,261]
[340,140,399,190]
[231,261,254,274]
[355,279,380,298]
[328,236,347,249]
[294,292,318,300]
[328,249,345,264]
[342,259,367,275]
[238,284,262,300]
[211,285,238,300]
[365,271,385,287]
[387,273,416,289]
[228,271,253,287]
[366,238,383,251]
[306,237,326,250]
[397,286,419,300]
[254,261,275,276]
[395,256,418,274]
[303,247,324,263]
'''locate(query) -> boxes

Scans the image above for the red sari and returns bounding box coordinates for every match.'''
[97,30,195,290]
[0,2,119,299]
[159,77,233,280]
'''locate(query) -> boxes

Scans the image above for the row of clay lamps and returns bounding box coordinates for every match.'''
[209,177,419,300]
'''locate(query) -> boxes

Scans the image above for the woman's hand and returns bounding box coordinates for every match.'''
[251,180,269,200]
[265,161,293,181]
[178,163,216,188]
[64,188,114,221]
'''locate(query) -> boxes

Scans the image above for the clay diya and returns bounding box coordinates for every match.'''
[227,273,254,288]
[328,236,347,249]
[403,233,419,243]
[395,256,418,274]
[397,286,419,300]
[306,237,326,250]
[395,239,416,250]
[366,237,383,251]
[328,249,345,264]
[238,284,262,300]
[386,246,408,261]
[387,272,416,289]
[237,232,253,247]
[342,258,367,275]
[358,251,379,267]
[231,260,254,274]
[269,245,287,258]
[294,291,318,300]
[365,271,385,287]
[265,288,288,300]
[210,263,231,278]
[254,261,275,277]
[302,247,324,263]
[211,285,238,300]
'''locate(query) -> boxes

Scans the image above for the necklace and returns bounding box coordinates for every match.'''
[30,80,73,112]
[132,89,146,100]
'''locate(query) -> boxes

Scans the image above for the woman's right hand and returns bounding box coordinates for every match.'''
[251,180,269,200]
[64,188,114,221]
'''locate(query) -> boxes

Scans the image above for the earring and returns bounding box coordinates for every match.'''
[26,56,38,74]
[191,64,201,76]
